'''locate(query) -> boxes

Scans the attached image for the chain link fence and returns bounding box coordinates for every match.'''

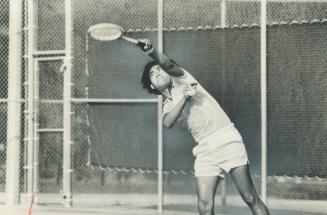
[73,0,158,99]
[35,60,63,204]
[72,0,159,208]
[32,0,160,207]
[0,104,7,197]
[0,0,326,212]
[72,102,159,206]
[163,0,222,29]
[22,0,327,210]
[0,8,9,98]
[268,1,327,24]
[0,0,9,204]
[226,1,261,26]
[0,0,28,203]
[37,0,65,51]
[223,0,327,27]
[267,21,327,201]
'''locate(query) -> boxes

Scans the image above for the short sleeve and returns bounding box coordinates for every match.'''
[172,69,197,86]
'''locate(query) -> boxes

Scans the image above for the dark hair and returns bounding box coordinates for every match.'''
[141,61,161,95]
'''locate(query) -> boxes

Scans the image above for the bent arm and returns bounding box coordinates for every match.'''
[163,96,190,128]
[163,83,197,127]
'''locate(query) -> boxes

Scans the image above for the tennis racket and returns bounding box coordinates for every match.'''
[88,23,138,44]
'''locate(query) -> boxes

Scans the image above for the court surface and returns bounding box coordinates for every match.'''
[1,194,327,215]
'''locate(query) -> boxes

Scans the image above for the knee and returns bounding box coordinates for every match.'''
[198,197,214,214]
[241,192,258,206]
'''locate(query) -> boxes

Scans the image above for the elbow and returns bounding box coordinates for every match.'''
[163,118,174,128]
[161,60,173,70]
[163,121,173,128]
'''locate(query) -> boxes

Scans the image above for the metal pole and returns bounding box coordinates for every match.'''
[226,0,327,2]
[71,98,158,103]
[157,0,164,213]
[27,0,37,200]
[63,0,74,207]
[23,0,29,195]
[5,0,23,205]
[37,128,64,133]
[33,50,66,56]
[33,59,40,199]
[33,56,65,61]
[158,0,164,52]
[220,0,227,206]
[157,95,163,214]
[221,0,226,28]
[260,0,268,204]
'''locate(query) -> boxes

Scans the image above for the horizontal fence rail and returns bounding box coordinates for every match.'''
[225,0,327,2]
[71,98,159,103]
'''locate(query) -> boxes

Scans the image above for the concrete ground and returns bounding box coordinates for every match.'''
[1,194,327,215]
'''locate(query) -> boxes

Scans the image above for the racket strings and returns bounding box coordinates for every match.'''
[89,24,123,41]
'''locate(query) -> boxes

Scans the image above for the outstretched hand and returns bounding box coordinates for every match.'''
[137,38,153,54]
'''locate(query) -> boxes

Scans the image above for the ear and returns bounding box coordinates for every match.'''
[150,84,155,89]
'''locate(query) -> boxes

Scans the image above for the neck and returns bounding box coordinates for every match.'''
[160,85,172,99]
[161,88,171,99]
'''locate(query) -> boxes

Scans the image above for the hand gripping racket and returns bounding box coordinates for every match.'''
[88,23,138,44]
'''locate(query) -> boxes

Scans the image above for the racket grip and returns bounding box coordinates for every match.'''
[121,36,138,44]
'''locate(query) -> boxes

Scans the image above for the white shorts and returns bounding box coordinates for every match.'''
[192,124,249,178]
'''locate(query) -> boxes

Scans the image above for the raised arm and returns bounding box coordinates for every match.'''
[137,39,184,77]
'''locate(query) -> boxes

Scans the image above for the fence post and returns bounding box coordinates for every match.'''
[26,0,37,201]
[63,0,74,207]
[33,59,40,201]
[221,0,226,28]
[157,0,164,213]
[157,95,163,213]
[220,0,227,206]
[260,0,268,204]
[6,0,23,205]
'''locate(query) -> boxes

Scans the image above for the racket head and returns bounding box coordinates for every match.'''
[88,23,123,41]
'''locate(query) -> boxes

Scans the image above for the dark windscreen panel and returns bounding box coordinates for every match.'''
[88,24,327,176]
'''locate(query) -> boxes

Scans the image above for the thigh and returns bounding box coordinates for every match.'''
[229,164,257,195]
[195,176,221,200]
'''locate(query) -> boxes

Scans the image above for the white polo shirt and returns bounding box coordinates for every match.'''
[163,70,232,142]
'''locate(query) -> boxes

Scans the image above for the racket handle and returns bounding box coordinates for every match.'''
[121,36,138,44]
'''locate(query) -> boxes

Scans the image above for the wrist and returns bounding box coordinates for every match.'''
[144,47,154,55]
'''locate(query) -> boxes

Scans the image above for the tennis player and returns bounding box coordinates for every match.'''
[137,38,270,215]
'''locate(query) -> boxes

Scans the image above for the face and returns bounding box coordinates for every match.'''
[149,65,172,91]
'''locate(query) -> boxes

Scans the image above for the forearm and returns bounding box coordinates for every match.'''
[163,97,189,128]
[138,38,184,76]
[149,48,184,77]
[149,48,172,69]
